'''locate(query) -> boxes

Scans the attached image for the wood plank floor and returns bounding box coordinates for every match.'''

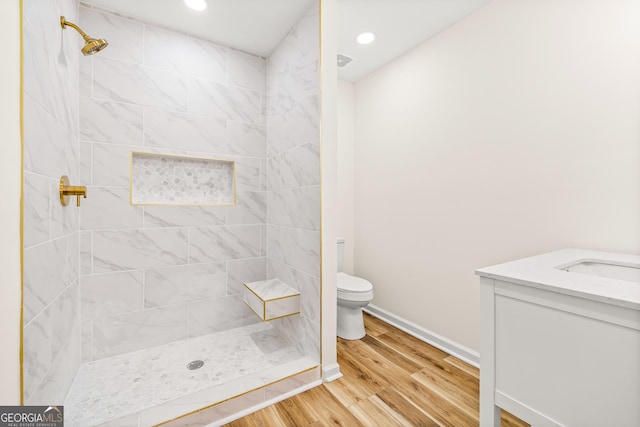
[224,313,529,427]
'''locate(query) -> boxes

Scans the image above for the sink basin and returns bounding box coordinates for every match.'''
[561,261,640,283]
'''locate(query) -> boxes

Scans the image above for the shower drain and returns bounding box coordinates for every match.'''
[187,360,204,370]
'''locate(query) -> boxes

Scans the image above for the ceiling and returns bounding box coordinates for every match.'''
[83,0,489,82]
[84,0,316,57]
[337,0,489,82]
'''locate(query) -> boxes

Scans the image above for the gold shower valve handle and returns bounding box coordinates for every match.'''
[59,175,87,207]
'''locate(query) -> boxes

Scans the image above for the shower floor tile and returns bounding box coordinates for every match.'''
[64,322,315,427]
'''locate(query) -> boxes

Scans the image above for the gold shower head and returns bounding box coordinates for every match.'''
[60,16,108,56]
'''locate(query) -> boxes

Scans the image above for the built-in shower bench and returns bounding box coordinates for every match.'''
[243,279,301,321]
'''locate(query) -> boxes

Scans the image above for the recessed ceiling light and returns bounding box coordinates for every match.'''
[356,32,375,45]
[184,0,207,11]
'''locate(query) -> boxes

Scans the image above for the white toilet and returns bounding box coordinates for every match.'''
[337,238,374,340]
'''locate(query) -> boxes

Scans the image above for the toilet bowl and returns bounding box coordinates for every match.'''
[337,239,374,340]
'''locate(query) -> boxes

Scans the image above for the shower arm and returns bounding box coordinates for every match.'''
[60,17,92,42]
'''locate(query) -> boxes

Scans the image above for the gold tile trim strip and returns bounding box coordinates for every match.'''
[318,0,324,369]
[128,150,237,206]
[19,0,25,406]
[153,365,320,427]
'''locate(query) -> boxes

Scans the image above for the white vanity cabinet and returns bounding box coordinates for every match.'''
[477,249,640,427]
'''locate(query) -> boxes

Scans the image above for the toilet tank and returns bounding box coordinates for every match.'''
[337,238,345,273]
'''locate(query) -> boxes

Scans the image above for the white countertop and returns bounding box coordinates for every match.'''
[476,249,640,310]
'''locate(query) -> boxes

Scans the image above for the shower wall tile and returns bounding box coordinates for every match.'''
[187,295,260,337]
[80,231,92,275]
[261,94,268,126]
[300,316,320,364]
[261,225,267,257]
[81,320,92,363]
[23,309,52,400]
[92,305,188,359]
[24,234,78,325]
[23,0,61,57]
[54,28,80,137]
[268,187,320,231]
[79,56,92,97]
[93,56,188,111]
[23,0,81,405]
[144,108,227,153]
[267,225,320,278]
[235,157,262,191]
[227,191,267,225]
[22,16,49,112]
[24,172,51,248]
[144,26,226,82]
[267,94,319,156]
[79,97,143,145]
[188,78,261,124]
[22,17,61,128]
[26,322,81,405]
[226,257,267,295]
[227,122,267,157]
[93,228,188,272]
[143,205,226,228]
[227,50,266,92]
[260,158,268,191]
[24,94,78,178]
[267,58,319,118]
[81,271,144,320]
[144,263,227,308]
[189,225,260,263]
[24,5,80,135]
[80,187,143,230]
[268,141,319,190]
[91,143,135,187]
[79,142,92,184]
[268,259,320,323]
[51,181,80,238]
[79,7,143,63]
[270,315,301,354]
[266,1,320,366]
[50,282,80,360]
[267,9,319,118]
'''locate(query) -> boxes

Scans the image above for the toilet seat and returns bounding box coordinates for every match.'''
[337,272,374,302]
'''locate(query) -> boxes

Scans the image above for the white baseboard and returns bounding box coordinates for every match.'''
[210,379,322,426]
[321,363,343,382]
[363,304,479,367]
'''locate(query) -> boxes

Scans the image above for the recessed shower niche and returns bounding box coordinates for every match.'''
[130,152,236,206]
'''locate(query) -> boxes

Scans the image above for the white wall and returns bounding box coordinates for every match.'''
[320,0,340,381]
[337,80,355,274]
[0,0,22,405]
[353,0,640,352]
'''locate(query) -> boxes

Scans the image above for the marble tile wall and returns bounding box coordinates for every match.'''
[266,3,321,363]
[78,4,270,361]
[22,0,81,405]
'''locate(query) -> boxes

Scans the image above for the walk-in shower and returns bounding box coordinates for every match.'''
[22,1,321,425]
